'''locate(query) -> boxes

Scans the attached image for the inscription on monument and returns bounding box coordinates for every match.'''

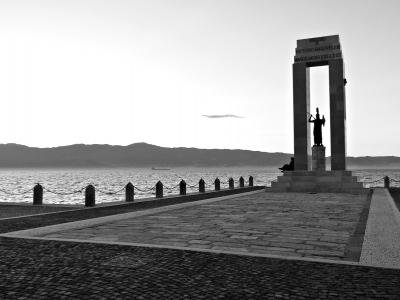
[295,53,342,63]
[294,35,342,64]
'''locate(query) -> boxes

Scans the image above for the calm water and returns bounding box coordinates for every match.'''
[0,167,398,205]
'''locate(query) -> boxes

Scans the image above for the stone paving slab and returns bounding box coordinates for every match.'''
[1,237,400,299]
[360,188,400,268]
[0,187,263,234]
[32,191,368,261]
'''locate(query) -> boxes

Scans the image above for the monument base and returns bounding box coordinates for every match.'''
[312,146,325,171]
[268,170,364,194]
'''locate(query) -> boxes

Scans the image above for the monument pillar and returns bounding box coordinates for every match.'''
[329,59,347,170]
[293,63,311,171]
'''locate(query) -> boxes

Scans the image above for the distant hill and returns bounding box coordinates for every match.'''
[0,143,290,168]
[345,156,400,170]
[0,143,398,169]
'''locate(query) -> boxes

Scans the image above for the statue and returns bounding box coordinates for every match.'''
[308,108,326,146]
[279,157,294,172]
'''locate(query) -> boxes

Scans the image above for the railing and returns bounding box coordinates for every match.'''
[0,176,255,207]
[362,176,400,188]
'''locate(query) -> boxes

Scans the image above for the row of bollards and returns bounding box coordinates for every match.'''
[32,176,254,207]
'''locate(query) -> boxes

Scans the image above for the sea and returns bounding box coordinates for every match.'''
[0,167,399,205]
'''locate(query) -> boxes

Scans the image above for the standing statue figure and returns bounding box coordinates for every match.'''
[308,108,326,146]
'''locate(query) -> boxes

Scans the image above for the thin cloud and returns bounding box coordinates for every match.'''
[202,114,244,119]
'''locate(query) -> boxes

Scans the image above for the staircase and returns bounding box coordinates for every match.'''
[267,170,364,193]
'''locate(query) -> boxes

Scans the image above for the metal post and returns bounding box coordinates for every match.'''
[249,176,254,187]
[125,182,134,202]
[85,184,95,207]
[384,176,390,188]
[199,178,205,193]
[33,184,43,205]
[214,178,220,191]
[156,181,163,198]
[228,178,234,189]
[239,177,244,188]
[179,180,186,195]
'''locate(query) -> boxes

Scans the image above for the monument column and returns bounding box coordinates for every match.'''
[292,63,311,171]
[329,59,347,170]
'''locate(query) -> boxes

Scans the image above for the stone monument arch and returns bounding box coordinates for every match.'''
[293,35,346,171]
[268,35,363,193]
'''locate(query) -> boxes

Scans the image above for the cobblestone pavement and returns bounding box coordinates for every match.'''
[40,192,368,261]
[1,237,399,299]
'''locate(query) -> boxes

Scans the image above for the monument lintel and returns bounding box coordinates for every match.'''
[294,35,343,66]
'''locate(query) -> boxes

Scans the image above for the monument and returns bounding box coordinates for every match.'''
[269,35,363,193]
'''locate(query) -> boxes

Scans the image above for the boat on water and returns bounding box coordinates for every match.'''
[151,167,171,170]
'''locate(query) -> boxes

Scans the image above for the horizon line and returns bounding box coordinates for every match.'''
[0,142,398,158]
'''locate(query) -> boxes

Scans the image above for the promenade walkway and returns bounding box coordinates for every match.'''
[1,189,400,298]
[27,191,367,260]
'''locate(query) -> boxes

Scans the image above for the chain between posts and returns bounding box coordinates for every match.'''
[162,183,180,191]
[134,186,156,193]
[0,188,32,196]
[96,186,126,195]
[42,186,85,195]
[361,177,385,185]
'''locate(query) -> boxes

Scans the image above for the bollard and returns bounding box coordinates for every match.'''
[125,182,134,202]
[85,184,95,207]
[156,181,163,198]
[239,176,244,188]
[180,180,186,195]
[214,178,221,191]
[228,178,234,189]
[33,184,43,205]
[199,178,205,193]
[249,176,254,187]
[384,176,390,188]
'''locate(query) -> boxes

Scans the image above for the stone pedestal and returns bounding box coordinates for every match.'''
[312,146,326,171]
[268,170,364,194]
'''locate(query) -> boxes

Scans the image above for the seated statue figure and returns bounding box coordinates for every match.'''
[279,157,294,172]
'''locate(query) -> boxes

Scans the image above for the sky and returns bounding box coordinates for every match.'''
[0,0,399,156]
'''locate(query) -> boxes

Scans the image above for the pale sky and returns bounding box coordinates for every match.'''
[0,0,399,156]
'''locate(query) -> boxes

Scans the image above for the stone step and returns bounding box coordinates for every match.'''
[276,175,358,183]
[282,170,353,177]
[266,186,366,194]
[271,181,285,188]
[269,179,364,193]
[269,170,364,193]
[273,181,363,188]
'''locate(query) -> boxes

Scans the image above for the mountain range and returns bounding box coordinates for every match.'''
[0,143,399,169]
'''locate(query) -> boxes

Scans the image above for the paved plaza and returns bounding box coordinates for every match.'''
[2,189,400,298]
[36,191,368,260]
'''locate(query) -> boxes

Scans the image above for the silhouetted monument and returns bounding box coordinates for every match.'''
[292,35,346,171]
[269,35,363,193]
[308,108,325,146]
